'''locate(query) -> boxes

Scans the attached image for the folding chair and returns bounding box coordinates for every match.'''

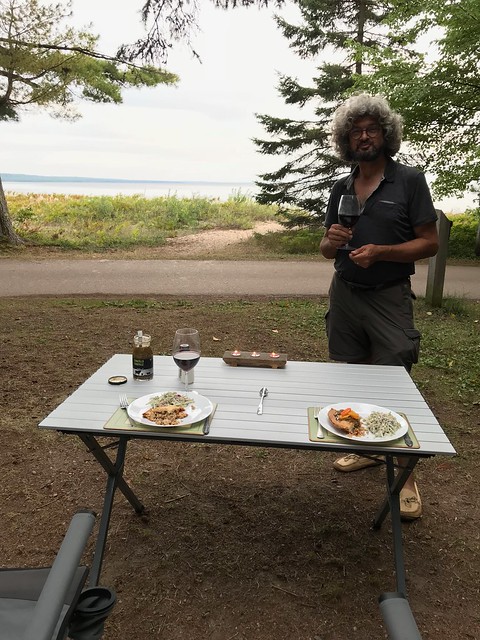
[379,592,423,640]
[0,509,114,640]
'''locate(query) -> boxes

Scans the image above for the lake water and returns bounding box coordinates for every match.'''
[3,180,259,201]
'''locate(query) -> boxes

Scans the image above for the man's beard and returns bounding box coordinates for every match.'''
[351,144,384,162]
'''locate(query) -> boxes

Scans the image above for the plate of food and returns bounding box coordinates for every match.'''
[317,402,408,442]
[127,391,213,428]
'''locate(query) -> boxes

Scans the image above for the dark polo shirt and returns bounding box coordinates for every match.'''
[324,158,438,287]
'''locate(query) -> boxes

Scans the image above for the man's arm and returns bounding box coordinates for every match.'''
[349,221,439,268]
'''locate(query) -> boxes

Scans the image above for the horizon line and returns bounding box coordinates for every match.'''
[2,173,255,186]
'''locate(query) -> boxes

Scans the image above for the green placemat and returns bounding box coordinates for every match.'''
[104,402,217,435]
[307,407,420,449]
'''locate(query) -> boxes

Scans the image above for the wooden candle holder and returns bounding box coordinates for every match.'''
[222,350,287,369]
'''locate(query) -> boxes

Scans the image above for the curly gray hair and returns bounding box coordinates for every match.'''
[331,93,403,161]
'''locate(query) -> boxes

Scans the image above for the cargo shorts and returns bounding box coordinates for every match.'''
[325,273,421,372]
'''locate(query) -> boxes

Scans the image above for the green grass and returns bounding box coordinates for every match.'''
[6,192,278,249]
[414,297,480,405]
[253,228,324,254]
[6,192,479,260]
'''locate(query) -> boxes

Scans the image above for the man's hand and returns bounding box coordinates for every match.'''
[320,224,353,259]
[325,224,352,248]
[349,222,439,267]
[349,244,379,268]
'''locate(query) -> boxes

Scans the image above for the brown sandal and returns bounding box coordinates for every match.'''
[333,454,383,472]
[400,482,422,520]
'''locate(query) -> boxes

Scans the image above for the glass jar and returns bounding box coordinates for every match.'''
[132,331,154,380]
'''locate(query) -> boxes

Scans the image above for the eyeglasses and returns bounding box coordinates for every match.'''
[349,125,382,140]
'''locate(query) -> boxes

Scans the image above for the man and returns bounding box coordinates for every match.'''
[320,93,439,520]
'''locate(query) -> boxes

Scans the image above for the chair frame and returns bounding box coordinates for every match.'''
[0,510,96,640]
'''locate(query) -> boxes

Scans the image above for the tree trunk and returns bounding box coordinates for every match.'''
[355,0,366,75]
[0,176,24,245]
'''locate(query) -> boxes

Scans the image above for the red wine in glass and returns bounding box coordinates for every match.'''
[173,350,200,372]
[338,213,361,228]
[338,195,361,250]
[172,329,201,390]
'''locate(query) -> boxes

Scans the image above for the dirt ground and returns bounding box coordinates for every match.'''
[1,228,479,640]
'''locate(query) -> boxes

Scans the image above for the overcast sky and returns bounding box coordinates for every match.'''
[3,1,318,183]
[1,0,475,211]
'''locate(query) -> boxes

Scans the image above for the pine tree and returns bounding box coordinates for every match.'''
[0,0,177,245]
[119,1,285,63]
[254,0,392,227]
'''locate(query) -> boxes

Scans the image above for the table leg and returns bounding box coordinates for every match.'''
[373,455,419,596]
[78,434,146,586]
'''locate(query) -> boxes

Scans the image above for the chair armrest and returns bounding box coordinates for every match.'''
[23,510,96,640]
[379,593,423,640]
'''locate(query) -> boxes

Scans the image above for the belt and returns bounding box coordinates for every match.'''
[336,273,411,292]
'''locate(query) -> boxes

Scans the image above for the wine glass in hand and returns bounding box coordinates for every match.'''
[338,195,362,250]
[172,328,201,391]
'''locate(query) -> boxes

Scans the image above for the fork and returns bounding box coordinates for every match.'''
[119,394,134,425]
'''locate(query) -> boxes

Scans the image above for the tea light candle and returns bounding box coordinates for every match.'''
[270,352,280,358]
[251,351,260,357]
[231,350,241,356]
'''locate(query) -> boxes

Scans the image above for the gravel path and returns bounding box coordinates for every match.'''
[163,221,284,254]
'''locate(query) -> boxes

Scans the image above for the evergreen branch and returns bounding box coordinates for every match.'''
[0,37,172,76]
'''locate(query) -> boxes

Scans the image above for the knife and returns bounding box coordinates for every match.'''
[314,409,325,439]
[203,411,214,435]
[403,431,413,447]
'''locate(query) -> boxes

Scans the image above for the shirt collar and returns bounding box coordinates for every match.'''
[345,157,397,189]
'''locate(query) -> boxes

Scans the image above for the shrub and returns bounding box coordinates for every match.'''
[447,210,480,260]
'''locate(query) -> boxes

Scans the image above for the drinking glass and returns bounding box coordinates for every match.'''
[338,195,362,250]
[172,328,201,391]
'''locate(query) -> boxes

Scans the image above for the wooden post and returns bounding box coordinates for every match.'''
[425,209,452,307]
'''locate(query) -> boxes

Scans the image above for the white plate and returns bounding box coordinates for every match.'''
[318,402,408,443]
[127,391,213,428]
